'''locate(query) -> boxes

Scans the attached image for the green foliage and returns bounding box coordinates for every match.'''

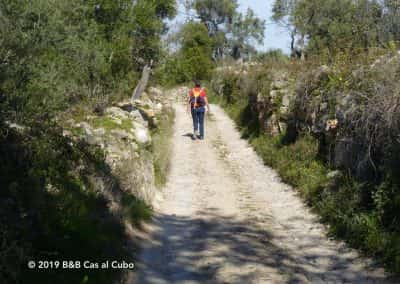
[256,49,289,63]
[228,8,265,59]
[1,0,127,121]
[194,0,238,34]
[192,0,265,60]
[272,0,399,56]
[130,0,176,70]
[0,0,176,123]
[158,22,214,85]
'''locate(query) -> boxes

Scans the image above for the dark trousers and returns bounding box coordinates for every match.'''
[191,107,205,138]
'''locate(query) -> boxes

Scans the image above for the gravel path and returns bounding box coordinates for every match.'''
[135,100,391,284]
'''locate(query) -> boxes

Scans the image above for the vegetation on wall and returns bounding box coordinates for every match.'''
[210,47,400,273]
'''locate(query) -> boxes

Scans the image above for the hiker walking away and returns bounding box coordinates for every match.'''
[187,80,210,140]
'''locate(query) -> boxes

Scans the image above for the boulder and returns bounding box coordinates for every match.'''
[78,122,93,136]
[105,106,129,120]
[110,129,133,141]
[155,103,163,112]
[84,134,103,146]
[93,128,106,137]
[133,122,151,144]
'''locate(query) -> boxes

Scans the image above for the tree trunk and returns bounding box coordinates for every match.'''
[131,61,152,101]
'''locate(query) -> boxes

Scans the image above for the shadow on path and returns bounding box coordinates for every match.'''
[182,132,196,140]
[137,210,391,284]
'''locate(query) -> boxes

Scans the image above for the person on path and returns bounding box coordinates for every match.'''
[187,80,210,140]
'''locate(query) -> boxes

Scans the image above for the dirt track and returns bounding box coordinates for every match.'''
[135,99,390,283]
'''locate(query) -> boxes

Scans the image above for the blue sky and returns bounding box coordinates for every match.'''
[167,0,291,54]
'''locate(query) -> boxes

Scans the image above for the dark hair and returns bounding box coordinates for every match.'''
[193,79,201,87]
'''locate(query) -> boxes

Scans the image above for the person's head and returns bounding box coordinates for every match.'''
[193,79,201,88]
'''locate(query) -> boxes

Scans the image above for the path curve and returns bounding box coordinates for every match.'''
[135,98,391,283]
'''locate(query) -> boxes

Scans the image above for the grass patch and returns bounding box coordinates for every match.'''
[151,107,175,188]
[61,107,135,136]
[251,134,329,204]
[91,116,133,133]
[121,192,152,227]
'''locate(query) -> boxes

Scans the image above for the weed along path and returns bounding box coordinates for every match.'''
[135,100,391,283]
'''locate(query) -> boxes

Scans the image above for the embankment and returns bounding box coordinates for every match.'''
[209,52,400,274]
[0,87,174,284]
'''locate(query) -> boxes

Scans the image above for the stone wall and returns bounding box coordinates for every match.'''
[211,51,400,178]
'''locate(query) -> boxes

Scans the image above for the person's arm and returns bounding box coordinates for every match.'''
[202,89,210,112]
[187,92,192,113]
[204,96,210,112]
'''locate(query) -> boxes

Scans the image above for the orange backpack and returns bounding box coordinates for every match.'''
[190,88,205,108]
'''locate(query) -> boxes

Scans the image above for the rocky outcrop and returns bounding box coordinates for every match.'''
[212,51,400,179]
[64,87,167,205]
[295,56,398,177]
[236,69,295,136]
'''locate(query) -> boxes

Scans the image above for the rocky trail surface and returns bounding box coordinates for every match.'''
[134,92,392,284]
